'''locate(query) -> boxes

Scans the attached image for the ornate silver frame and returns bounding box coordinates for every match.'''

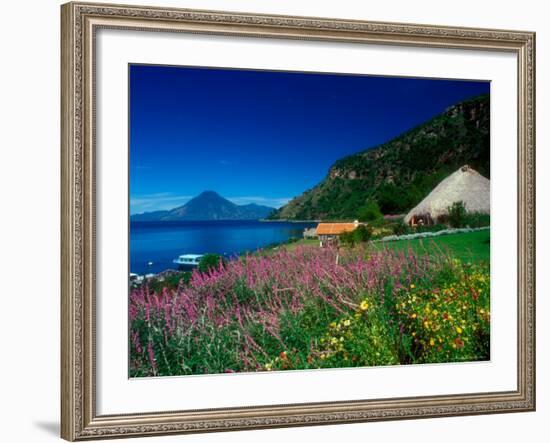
[61,2,536,440]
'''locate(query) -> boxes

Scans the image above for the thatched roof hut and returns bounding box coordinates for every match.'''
[404,165,490,225]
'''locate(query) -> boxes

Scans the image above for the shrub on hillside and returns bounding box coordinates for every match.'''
[340,225,372,246]
[446,201,468,228]
[353,225,372,242]
[340,230,356,246]
[392,221,411,236]
[464,212,490,228]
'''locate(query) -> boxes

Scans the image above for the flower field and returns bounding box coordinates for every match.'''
[129,245,490,377]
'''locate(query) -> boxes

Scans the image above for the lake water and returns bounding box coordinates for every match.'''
[130,220,317,274]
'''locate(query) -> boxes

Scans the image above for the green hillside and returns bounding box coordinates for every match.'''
[271,94,490,220]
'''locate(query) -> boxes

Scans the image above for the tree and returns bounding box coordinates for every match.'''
[353,225,372,243]
[377,183,411,214]
[339,231,356,247]
[357,200,383,222]
[340,225,372,247]
[447,201,467,228]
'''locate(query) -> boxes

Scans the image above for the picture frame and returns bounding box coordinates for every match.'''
[61,1,536,440]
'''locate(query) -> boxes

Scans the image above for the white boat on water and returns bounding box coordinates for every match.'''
[173,254,204,267]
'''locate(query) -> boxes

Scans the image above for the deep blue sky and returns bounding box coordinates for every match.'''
[129,64,489,214]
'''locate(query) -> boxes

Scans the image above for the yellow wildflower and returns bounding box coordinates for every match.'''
[410,284,415,289]
[456,326,463,334]
[430,338,435,346]
[359,300,369,311]
[343,319,351,327]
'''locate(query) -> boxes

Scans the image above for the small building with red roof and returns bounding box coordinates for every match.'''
[315,221,359,247]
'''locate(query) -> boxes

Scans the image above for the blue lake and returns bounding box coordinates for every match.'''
[130,220,317,274]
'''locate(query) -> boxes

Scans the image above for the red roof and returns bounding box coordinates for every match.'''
[315,223,357,235]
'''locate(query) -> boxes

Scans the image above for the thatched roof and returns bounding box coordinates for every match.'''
[404,165,490,224]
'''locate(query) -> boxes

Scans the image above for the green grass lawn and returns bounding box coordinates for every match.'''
[372,230,490,264]
[277,230,490,264]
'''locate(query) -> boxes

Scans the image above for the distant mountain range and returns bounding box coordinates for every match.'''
[131,191,275,221]
[132,95,490,223]
[270,94,490,220]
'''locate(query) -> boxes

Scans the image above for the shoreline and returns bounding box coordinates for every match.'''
[259,218,320,223]
[131,218,319,223]
[131,235,311,279]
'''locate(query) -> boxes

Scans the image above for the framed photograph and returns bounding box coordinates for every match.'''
[61,2,536,440]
